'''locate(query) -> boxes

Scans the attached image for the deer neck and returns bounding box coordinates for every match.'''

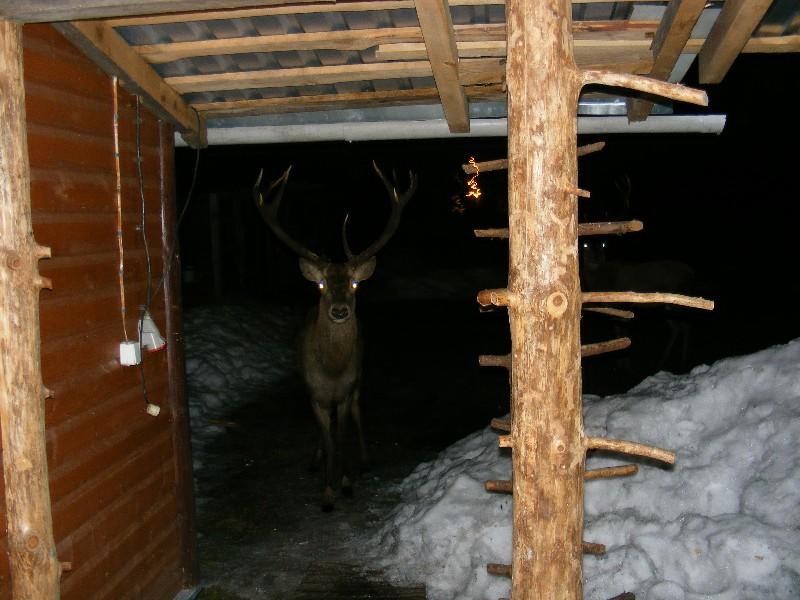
[309,304,358,370]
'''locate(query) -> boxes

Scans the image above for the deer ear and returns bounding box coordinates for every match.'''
[352,257,376,282]
[299,258,324,283]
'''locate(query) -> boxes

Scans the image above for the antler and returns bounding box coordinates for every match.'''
[253,166,321,263]
[343,161,417,265]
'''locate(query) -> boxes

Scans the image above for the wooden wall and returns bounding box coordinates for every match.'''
[0,24,194,599]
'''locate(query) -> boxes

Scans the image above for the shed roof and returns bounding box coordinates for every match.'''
[5,0,798,145]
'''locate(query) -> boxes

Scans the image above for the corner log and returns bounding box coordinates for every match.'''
[504,2,584,594]
[502,1,708,597]
[0,19,62,599]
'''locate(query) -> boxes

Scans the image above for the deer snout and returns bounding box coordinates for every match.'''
[329,304,351,322]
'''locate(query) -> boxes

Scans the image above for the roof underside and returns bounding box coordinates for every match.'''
[7,0,796,144]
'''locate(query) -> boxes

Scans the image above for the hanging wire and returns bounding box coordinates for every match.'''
[112,76,129,341]
[135,96,153,410]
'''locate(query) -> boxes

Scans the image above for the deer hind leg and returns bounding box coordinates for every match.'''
[336,400,353,497]
[350,387,369,469]
[310,401,336,511]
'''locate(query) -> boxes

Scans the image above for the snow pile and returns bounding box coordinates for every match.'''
[184,304,298,470]
[366,341,800,599]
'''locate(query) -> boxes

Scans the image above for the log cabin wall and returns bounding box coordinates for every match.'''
[0,23,192,600]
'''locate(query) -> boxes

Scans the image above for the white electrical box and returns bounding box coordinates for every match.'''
[119,341,141,366]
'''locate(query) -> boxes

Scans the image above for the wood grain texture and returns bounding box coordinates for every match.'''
[0,18,62,600]
[505,0,584,596]
[698,0,773,83]
[414,0,469,132]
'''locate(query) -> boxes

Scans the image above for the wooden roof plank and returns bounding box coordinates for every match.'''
[133,21,657,64]
[0,0,328,23]
[414,0,470,132]
[698,0,772,84]
[165,57,504,93]
[102,1,666,27]
[54,20,206,147]
[377,39,654,73]
[627,0,706,122]
[193,84,505,118]
[135,23,507,63]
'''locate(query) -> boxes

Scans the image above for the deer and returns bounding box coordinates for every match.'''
[253,162,417,511]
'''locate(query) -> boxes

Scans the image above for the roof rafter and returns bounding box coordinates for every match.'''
[414,0,470,132]
[193,84,505,118]
[627,0,706,122]
[54,20,206,147]
[698,0,772,84]
[165,57,506,93]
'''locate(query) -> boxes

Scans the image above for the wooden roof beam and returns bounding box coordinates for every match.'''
[191,84,505,118]
[698,0,772,84]
[627,0,706,122]
[0,0,327,23]
[414,0,470,133]
[54,20,206,147]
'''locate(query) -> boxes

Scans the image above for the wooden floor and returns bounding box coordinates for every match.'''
[289,563,426,600]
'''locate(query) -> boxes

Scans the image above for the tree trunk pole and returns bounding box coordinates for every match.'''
[0,20,62,599]
[505,0,584,598]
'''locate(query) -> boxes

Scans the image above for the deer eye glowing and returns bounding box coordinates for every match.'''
[318,281,325,291]
[351,280,358,290]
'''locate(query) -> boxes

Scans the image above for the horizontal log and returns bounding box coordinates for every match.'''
[582,291,714,310]
[487,563,511,577]
[586,436,675,464]
[566,185,591,198]
[475,219,642,239]
[583,541,606,555]
[485,464,637,493]
[583,306,635,319]
[462,141,605,173]
[581,337,631,357]
[477,288,513,308]
[478,354,511,368]
[584,464,638,480]
[582,69,708,106]
[490,418,510,432]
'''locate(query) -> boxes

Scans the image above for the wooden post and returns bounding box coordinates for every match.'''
[159,122,198,587]
[0,19,62,599]
[505,0,584,597]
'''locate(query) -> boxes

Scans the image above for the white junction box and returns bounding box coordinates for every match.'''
[119,341,141,366]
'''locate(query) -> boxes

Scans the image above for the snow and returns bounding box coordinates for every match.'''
[365,340,800,599]
[184,304,298,473]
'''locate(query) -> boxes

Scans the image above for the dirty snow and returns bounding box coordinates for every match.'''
[365,341,800,599]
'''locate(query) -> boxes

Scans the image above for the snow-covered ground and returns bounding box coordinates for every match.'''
[184,304,299,473]
[365,341,800,599]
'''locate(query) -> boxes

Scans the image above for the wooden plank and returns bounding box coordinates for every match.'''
[134,21,655,64]
[104,0,667,27]
[377,39,654,73]
[414,0,469,132]
[192,84,504,117]
[53,20,205,146]
[167,60,433,93]
[159,120,197,589]
[628,0,706,122]
[0,18,62,599]
[135,22,504,63]
[698,0,772,84]
[0,0,328,23]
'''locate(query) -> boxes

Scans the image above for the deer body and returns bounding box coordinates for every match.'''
[254,163,415,510]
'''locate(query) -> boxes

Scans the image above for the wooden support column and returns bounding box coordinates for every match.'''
[0,19,61,600]
[505,0,584,597]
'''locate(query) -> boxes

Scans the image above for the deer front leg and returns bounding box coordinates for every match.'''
[350,387,369,469]
[310,401,336,512]
[337,400,353,497]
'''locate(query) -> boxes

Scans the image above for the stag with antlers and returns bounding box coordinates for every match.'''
[254,162,416,511]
